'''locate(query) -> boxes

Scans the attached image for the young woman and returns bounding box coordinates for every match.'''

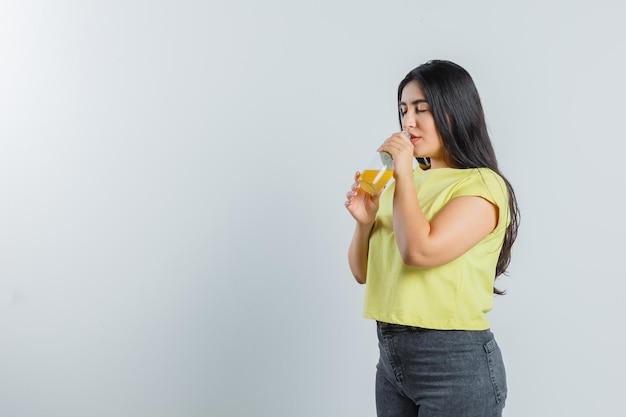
[345,60,520,417]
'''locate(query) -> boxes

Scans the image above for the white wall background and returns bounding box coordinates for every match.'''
[1,0,624,416]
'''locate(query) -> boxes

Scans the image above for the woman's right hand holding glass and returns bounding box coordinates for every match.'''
[345,171,380,226]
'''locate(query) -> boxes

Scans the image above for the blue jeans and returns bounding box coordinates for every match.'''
[376,322,507,417]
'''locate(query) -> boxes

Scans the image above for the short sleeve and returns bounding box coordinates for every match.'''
[452,169,510,230]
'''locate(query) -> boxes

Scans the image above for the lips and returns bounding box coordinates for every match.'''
[409,134,421,144]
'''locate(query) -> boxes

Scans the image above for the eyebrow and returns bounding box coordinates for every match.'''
[399,99,428,106]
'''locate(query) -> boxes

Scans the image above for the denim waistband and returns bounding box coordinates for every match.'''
[377,321,432,331]
[376,321,493,341]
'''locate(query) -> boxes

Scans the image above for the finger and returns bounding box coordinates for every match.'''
[394,131,411,140]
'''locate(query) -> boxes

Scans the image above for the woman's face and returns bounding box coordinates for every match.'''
[399,81,448,168]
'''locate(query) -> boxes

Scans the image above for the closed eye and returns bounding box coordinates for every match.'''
[399,99,429,115]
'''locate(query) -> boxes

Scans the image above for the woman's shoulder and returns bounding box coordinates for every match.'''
[421,166,502,182]
[451,168,508,202]
[417,166,506,191]
[472,167,506,185]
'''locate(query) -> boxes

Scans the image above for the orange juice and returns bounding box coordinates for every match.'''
[358,169,393,195]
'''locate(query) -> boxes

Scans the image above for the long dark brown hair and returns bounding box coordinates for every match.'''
[398,60,520,294]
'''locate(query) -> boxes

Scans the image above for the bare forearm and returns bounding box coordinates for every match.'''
[348,223,374,284]
[392,176,433,266]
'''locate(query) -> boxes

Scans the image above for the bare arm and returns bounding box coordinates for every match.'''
[393,175,497,268]
[347,223,374,284]
[345,172,380,284]
[380,132,498,268]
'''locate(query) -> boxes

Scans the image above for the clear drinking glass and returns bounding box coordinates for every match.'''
[358,151,394,195]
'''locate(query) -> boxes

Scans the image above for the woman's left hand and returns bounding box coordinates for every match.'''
[378,131,414,179]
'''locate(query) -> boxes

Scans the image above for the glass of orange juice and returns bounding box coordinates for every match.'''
[358,151,394,195]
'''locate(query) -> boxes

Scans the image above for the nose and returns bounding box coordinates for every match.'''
[402,112,417,130]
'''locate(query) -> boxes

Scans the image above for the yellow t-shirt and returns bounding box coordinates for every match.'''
[363,167,510,330]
